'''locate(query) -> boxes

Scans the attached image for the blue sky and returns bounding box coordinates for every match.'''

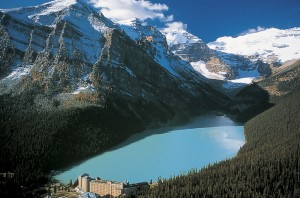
[0,0,299,42]
[159,0,300,42]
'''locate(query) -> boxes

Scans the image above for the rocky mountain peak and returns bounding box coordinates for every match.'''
[162,28,203,47]
[160,26,235,84]
[118,18,166,45]
[0,0,112,28]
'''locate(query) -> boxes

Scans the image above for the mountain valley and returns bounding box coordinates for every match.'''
[0,0,299,197]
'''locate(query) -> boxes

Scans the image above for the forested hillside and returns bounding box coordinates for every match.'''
[0,88,215,196]
[0,91,147,196]
[142,89,300,197]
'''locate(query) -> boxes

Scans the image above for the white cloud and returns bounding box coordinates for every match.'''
[239,26,267,36]
[163,15,174,22]
[89,0,171,22]
[162,21,188,33]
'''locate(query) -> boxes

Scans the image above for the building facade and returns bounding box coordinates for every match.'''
[78,173,91,192]
[90,179,124,197]
[78,174,149,197]
[78,174,124,197]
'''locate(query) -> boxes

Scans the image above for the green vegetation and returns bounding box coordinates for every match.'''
[141,89,300,197]
[0,84,184,197]
[0,91,145,196]
[229,83,274,122]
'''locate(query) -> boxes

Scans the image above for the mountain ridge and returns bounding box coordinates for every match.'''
[208,27,300,64]
[161,25,300,95]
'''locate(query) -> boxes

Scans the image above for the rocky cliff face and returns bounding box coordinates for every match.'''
[170,41,214,63]
[0,0,116,97]
[163,28,235,80]
[256,60,300,103]
[0,0,229,126]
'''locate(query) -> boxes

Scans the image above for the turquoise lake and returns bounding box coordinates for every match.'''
[55,115,245,184]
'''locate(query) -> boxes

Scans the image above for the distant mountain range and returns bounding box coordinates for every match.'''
[162,26,300,92]
[208,27,300,64]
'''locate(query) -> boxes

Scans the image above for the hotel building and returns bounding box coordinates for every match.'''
[78,174,149,197]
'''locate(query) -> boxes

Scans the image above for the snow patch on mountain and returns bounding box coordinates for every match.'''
[1,0,77,25]
[222,78,254,89]
[190,61,225,80]
[208,27,300,63]
[4,65,31,81]
[190,61,257,89]
[154,44,179,77]
[117,18,144,40]
[88,14,111,33]
[117,18,180,77]
[29,0,77,19]
[1,0,102,27]
[161,21,202,46]
[72,83,96,94]
[162,28,202,46]
[0,60,32,94]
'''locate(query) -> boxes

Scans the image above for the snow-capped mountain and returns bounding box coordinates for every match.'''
[208,27,300,64]
[0,0,228,120]
[0,0,117,95]
[162,27,215,63]
[117,18,180,77]
[161,27,266,93]
[163,28,202,46]
[117,18,208,81]
[161,26,300,93]
[161,27,235,81]
[1,0,116,64]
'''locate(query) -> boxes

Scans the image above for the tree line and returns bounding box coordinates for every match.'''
[0,91,144,197]
[139,89,300,197]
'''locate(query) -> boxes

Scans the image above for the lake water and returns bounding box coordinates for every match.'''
[54,115,244,184]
